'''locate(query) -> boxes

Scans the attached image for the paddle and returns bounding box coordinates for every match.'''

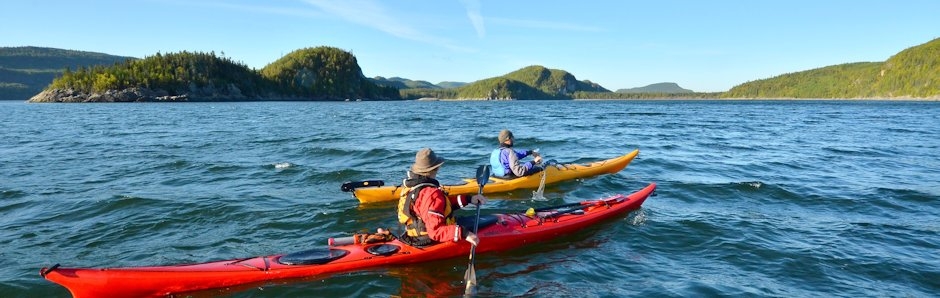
[464,164,490,296]
[340,180,385,192]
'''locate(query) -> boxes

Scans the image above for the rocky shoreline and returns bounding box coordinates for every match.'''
[28,88,188,103]
[26,82,264,102]
[26,88,940,102]
[26,86,390,103]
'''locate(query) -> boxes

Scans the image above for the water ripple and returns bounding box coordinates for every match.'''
[2,100,938,297]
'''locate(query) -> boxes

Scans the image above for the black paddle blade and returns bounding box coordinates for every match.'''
[340,180,385,192]
[476,165,491,188]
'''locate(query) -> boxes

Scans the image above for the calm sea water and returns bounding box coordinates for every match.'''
[1,100,938,297]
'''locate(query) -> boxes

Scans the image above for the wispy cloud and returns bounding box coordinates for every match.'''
[460,0,485,38]
[303,0,473,52]
[159,0,475,52]
[488,17,604,32]
[303,0,420,40]
[151,0,324,18]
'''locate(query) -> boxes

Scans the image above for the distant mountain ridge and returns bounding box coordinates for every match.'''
[436,81,467,89]
[0,46,135,69]
[0,46,135,100]
[370,76,440,89]
[617,82,693,93]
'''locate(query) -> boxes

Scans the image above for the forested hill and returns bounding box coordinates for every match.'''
[400,65,610,100]
[872,38,940,98]
[30,47,399,102]
[260,47,398,100]
[0,47,134,100]
[723,38,940,99]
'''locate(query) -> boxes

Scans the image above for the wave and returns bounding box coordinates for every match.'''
[248,134,306,143]
[1,189,26,200]
[271,162,294,169]
[821,145,887,157]
[302,146,402,159]
[152,159,192,171]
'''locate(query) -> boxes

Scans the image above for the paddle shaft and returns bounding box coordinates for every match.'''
[533,201,585,212]
[465,165,490,296]
[468,200,482,260]
[467,174,485,270]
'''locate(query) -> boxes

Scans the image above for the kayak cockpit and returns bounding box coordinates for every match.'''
[277,248,349,265]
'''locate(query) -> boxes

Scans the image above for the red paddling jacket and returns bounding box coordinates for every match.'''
[397,176,474,246]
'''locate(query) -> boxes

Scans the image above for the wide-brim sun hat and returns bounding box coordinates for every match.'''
[411,148,445,175]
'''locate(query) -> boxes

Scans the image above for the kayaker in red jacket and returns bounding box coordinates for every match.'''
[397,148,487,247]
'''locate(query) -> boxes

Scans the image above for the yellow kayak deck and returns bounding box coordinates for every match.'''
[353,149,639,203]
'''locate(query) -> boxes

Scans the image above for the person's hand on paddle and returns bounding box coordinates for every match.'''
[533,153,543,165]
[464,232,480,246]
[470,194,487,206]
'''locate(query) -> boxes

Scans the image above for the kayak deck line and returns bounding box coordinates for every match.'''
[231,256,270,271]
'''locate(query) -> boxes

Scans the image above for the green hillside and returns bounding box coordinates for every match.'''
[491,65,609,98]
[457,76,551,99]
[260,47,398,100]
[0,46,134,100]
[872,38,940,97]
[400,65,609,100]
[723,38,940,98]
[722,62,882,98]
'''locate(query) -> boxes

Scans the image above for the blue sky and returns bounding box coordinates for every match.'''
[2,0,938,92]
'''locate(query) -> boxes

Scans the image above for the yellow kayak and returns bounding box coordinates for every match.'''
[348,149,639,204]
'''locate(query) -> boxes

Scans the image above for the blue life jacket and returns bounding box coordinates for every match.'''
[489,148,508,177]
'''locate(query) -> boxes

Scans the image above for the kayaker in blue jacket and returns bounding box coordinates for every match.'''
[489,129,543,177]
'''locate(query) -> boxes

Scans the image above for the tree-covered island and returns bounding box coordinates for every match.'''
[28,47,399,102]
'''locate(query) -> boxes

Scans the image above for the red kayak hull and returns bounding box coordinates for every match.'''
[41,183,655,297]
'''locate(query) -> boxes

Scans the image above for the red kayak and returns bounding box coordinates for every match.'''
[41,183,656,297]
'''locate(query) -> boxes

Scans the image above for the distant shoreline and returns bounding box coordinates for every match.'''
[16,95,940,103]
